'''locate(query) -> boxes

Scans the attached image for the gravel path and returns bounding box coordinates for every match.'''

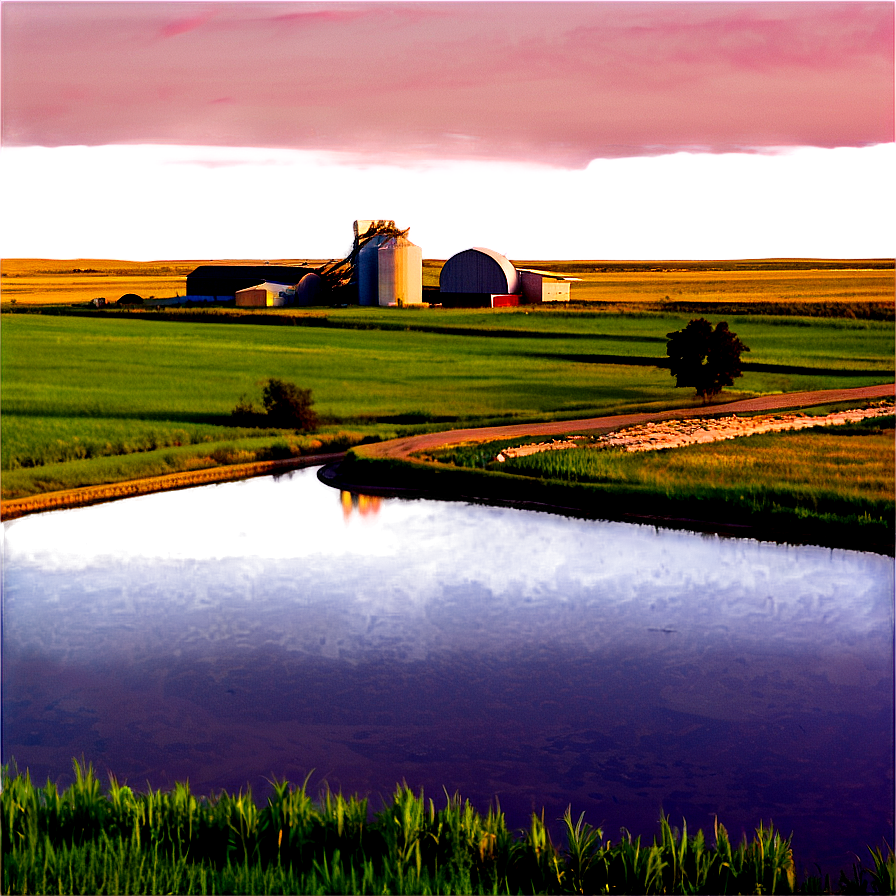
[357,384,896,460]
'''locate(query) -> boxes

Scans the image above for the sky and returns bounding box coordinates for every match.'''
[1,0,894,261]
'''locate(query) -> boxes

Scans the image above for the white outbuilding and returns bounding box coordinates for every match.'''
[234,281,296,307]
[517,268,573,303]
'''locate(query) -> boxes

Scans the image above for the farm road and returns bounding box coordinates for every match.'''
[356,384,896,460]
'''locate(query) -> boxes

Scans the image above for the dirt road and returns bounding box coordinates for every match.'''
[356,384,896,460]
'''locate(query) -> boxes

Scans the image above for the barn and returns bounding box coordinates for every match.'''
[438,247,521,308]
[185,265,316,302]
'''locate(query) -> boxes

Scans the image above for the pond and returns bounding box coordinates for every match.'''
[1,467,893,877]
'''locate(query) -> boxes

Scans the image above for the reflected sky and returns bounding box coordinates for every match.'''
[2,468,893,876]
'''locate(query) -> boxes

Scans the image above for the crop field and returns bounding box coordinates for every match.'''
[0,258,325,306]
[2,303,893,501]
[3,257,892,315]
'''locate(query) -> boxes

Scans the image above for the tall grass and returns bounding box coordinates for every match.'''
[438,418,893,513]
[2,760,892,895]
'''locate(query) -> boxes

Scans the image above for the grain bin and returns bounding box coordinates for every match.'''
[294,272,326,306]
[378,235,423,305]
[357,233,390,306]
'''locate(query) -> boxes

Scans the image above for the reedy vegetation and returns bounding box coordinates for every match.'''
[2,761,892,895]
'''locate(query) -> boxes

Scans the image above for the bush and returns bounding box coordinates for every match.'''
[260,378,318,431]
[116,294,143,305]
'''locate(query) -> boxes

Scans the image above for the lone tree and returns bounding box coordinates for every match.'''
[665,318,749,403]
[261,378,318,431]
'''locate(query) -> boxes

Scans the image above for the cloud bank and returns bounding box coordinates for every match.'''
[3,1,893,167]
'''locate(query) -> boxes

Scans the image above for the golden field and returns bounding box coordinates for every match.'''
[1,257,892,310]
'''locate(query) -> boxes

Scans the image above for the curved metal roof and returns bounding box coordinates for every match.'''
[439,247,520,294]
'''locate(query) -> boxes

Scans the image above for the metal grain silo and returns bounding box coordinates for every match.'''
[439,247,520,295]
[358,234,390,306]
[378,235,423,306]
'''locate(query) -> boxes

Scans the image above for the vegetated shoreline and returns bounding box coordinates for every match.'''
[0,453,346,522]
[5,760,891,896]
[324,385,896,557]
[5,386,893,556]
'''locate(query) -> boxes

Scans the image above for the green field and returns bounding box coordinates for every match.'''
[2,308,893,500]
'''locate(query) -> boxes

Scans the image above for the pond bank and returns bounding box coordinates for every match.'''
[1,453,346,521]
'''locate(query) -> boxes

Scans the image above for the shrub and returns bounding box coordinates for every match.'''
[261,378,319,431]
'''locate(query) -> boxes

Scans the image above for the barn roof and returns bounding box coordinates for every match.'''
[439,247,520,294]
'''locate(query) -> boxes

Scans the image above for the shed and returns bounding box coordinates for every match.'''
[439,248,520,296]
[517,269,574,303]
[235,281,296,307]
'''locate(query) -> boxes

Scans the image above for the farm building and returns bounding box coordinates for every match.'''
[185,264,316,302]
[440,247,519,294]
[438,247,521,308]
[235,281,296,307]
[517,268,573,303]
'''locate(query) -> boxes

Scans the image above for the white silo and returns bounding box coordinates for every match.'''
[378,235,423,306]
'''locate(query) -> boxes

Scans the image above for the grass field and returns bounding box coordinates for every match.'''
[2,257,893,504]
[2,308,892,501]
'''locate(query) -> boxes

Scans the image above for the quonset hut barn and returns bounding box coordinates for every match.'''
[438,247,521,307]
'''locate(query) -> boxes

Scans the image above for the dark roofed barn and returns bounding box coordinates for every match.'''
[186,265,316,300]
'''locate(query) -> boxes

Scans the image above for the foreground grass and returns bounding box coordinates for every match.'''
[3,761,892,895]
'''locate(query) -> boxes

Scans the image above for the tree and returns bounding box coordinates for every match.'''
[261,378,318,431]
[665,318,749,403]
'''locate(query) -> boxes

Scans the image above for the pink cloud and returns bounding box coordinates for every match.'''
[159,11,217,40]
[1,1,892,167]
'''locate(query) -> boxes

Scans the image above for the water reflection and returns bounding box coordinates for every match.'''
[1,468,893,876]
[341,490,383,521]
